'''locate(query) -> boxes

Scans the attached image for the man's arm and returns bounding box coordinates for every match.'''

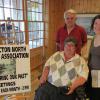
[81,27,87,47]
[56,42,60,51]
[81,43,87,60]
[56,29,60,51]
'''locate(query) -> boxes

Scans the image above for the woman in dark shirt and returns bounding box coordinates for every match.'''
[88,14,100,100]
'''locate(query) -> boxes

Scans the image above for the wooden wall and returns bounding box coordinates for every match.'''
[65,0,100,13]
[47,0,66,57]
[31,0,100,69]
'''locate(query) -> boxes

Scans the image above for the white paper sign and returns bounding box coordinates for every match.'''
[0,45,31,95]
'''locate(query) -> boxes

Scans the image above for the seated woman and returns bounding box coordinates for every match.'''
[34,37,89,100]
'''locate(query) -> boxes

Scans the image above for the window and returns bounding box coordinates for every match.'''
[0,0,48,48]
[0,0,25,44]
[27,0,48,49]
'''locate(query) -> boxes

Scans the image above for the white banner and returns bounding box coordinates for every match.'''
[0,45,31,95]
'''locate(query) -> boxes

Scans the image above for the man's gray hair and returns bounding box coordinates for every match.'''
[64,9,77,19]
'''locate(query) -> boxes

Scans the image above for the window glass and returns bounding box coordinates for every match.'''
[0,0,25,45]
[33,22,38,31]
[11,9,17,20]
[28,22,33,31]
[17,0,22,9]
[32,12,36,21]
[29,32,33,40]
[39,0,42,3]
[40,22,44,30]
[31,39,36,48]
[28,12,32,21]
[0,8,4,20]
[33,31,39,39]
[18,10,23,20]
[4,0,10,8]
[38,4,42,12]
[38,13,42,21]
[0,0,3,6]
[4,8,11,19]
[39,31,43,38]
[27,1,31,11]
[27,0,46,48]
[11,0,16,8]
[29,40,33,48]
[0,0,48,47]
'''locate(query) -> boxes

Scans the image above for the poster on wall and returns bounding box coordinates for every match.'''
[0,45,31,95]
[76,14,97,36]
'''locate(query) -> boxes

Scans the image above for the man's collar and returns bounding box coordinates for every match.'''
[64,24,77,29]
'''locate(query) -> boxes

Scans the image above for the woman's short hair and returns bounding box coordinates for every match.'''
[64,36,77,47]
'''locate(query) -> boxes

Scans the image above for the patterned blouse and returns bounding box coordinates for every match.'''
[44,51,89,87]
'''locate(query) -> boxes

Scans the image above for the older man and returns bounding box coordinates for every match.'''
[56,9,87,55]
[34,37,89,100]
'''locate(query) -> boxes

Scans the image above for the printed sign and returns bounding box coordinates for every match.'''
[0,45,31,95]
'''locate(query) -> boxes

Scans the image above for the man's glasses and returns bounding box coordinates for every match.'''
[65,17,74,20]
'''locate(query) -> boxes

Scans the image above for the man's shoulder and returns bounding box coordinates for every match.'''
[75,24,87,35]
[57,25,66,31]
[75,24,85,31]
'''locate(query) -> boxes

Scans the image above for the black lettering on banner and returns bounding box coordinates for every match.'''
[22,85,29,90]
[0,81,16,87]
[10,75,17,79]
[0,75,8,80]
[1,88,8,93]
[18,73,28,79]
[1,87,20,93]
[0,47,11,53]
[1,53,29,59]
[12,47,26,52]
[9,87,20,92]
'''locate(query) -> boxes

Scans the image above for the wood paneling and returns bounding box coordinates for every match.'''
[30,47,44,69]
[47,0,66,57]
[66,0,100,13]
